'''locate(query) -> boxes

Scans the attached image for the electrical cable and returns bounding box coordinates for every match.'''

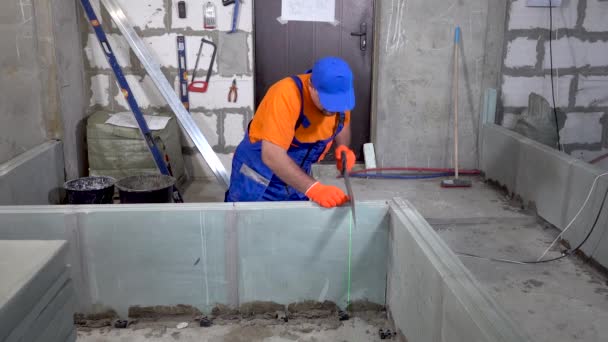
[536,171,608,261]
[457,252,567,265]
[458,184,608,265]
[549,0,562,151]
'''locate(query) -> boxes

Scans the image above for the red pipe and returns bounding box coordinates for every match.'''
[589,153,608,165]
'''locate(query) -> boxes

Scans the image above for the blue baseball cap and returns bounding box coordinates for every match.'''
[310,57,355,112]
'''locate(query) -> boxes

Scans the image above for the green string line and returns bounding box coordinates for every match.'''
[346,211,353,307]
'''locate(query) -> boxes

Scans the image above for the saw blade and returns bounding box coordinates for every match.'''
[342,152,357,226]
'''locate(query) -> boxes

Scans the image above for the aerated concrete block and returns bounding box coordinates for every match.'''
[218,31,249,77]
[116,0,165,30]
[143,33,180,68]
[188,113,220,148]
[79,208,229,316]
[0,240,69,341]
[170,0,253,33]
[505,38,538,68]
[0,200,530,340]
[508,0,578,30]
[441,285,488,342]
[481,124,608,269]
[387,209,443,342]
[481,124,521,191]
[576,76,608,107]
[19,279,76,342]
[514,138,573,228]
[542,39,608,69]
[90,74,110,107]
[561,160,608,256]
[84,33,131,69]
[584,0,608,32]
[0,141,65,205]
[560,112,604,145]
[502,76,572,108]
[387,199,530,342]
[114,75,166,109]
[235,203,389,308]
[224,113,245,147]
[188,76,254,110]
[590,220,608,267]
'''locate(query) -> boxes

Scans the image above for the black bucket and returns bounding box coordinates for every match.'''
[64,176,116,204]
[115,175,176,204]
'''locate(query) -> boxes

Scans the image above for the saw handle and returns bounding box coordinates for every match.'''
[188,81,209,93]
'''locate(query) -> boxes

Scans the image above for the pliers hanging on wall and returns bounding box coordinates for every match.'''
[228,78,238,103]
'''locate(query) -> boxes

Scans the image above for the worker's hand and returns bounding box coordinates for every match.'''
[335,145,356,173]
[305,182,349,208]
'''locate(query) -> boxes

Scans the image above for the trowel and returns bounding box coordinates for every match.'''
[342,151,357,226]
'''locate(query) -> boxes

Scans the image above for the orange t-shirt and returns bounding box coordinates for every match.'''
[249,74,351,152]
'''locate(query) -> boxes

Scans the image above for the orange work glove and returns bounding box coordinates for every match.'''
[305,182,350,208]
[335,145,356,173]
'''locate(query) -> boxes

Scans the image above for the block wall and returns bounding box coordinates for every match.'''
[501,0,608,168]
[81,0,254,179]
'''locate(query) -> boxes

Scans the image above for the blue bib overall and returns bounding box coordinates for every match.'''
[225,75,345,202]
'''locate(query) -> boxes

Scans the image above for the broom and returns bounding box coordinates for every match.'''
[441,26,471,188]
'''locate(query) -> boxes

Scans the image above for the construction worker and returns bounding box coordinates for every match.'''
[225,57,356,208]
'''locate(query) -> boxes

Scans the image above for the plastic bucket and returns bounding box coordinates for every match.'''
[115,175,176,204]
[64,176,116,204]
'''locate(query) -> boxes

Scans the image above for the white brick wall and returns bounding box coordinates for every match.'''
[185,36,220,72]
[224,113,245,146]
[184,152,233,180]
[543,38,608,69]
[503,0,608,154]
[86,0,254,166]
[142,34,221,70]
[171,0,206,30]
[502,75,572,107]
[508,0,577,30]
[143,34,179,68]
[247,33,254,71]
[189,112,219,147]
[560,112,604,144]
[217,0,253,32]
[114,75,166,109]
[90,74,110,106]
[505,37,538,68]
[116,0,166,30]
[188,76,254,110]
[84,34,131,68]
[584,0,608,32]
[170,0,253,32]
[576,75,608,107]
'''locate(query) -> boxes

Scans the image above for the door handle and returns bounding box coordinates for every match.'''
[350,22,367,51]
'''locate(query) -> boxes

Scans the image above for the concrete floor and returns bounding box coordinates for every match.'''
[77,317,389,342]
[183,170,608,342]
